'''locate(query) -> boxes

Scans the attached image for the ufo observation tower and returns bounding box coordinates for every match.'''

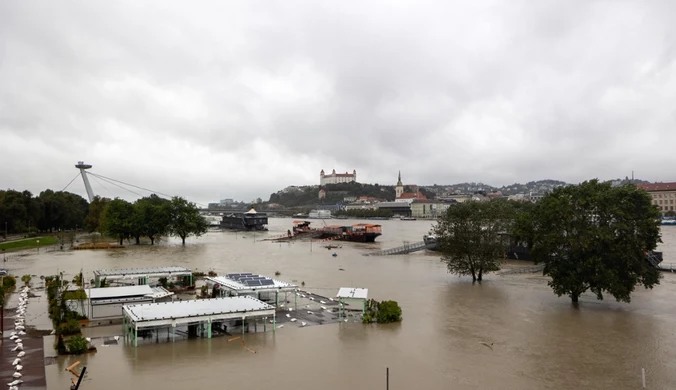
[75,161,95,202]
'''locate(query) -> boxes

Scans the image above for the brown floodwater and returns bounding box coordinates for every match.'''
[6,219,676,389]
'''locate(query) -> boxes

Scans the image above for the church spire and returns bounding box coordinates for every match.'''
[397,171,403,186]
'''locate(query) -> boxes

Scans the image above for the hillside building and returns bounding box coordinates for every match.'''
[638,182,676,214]
[395,171,427,203]
[410,199,455,218]
[320,169,357,185]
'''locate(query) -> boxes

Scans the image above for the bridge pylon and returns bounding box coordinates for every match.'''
[75,161,95,202]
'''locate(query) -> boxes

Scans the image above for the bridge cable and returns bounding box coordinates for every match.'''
[88,171,206,207]
[88,171,175,200]
[88,174,116,199]
[88,173,145,198]
[61,173,81,192]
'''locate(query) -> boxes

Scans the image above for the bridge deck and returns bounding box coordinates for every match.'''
[364,241,436,256]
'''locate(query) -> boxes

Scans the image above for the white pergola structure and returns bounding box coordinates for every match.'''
[204,273,298,309]
[336,287,369,320]
[93,266,192,287]
[122,296,276,347]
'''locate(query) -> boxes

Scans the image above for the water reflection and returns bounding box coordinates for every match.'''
[14,219,675,389]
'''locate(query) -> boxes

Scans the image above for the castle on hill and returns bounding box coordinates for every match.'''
[320,169,357,185]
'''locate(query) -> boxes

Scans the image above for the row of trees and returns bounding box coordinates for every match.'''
[96,195,208,245]
[0,189,89,235]
[434,180,661,304]
[0,188,207,246]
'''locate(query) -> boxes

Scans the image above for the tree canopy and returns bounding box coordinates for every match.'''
[530,180,662,304]
[135,195,171,245]
[0,189,88,235]
[434,200,514,282]
[100,198,135,245]
[84,196,109,233]
[168,197,208,245]
[99,195,206,245]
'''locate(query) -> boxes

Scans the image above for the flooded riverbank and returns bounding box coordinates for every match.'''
[4,219,676,389]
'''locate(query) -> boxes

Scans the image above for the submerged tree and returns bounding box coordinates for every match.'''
[434,200,514,282]
[133,195,171,245]
[531,180,661,304]
[84,196,109,233]
[100,198,134,245]
[168,197,208,245]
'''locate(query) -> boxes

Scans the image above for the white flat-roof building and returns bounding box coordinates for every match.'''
[93,266,193,287]
[66,285,174,324]
[122,296,276,347]
[204,273,298,308]
[336,287,369,319]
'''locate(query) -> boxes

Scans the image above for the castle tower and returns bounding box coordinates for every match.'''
[395,171,404,199]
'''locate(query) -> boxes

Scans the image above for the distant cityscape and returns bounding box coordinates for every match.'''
[208,169,676,218]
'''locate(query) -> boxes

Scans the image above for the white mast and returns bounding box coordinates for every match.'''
[75,161,95,202]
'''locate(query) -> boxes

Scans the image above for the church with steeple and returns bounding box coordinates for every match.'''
[394,171,427,203]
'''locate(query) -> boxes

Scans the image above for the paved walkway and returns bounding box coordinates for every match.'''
[1,291,47,389]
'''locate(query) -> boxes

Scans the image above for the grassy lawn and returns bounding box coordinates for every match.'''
[0,236,60,251]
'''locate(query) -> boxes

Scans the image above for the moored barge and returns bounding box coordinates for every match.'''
[220,208,269,231]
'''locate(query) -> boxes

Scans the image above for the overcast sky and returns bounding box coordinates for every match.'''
[1,0,675,205]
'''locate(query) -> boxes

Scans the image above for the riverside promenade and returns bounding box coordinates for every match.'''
[1,291,47,389]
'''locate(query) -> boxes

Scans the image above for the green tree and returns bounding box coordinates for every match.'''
[510,200,537,250]
[531,180,661,304]
[84,196,109,233]
[38,190,89,232]
[134,195,171,245]
[100,198,134,245]
[434,200,514,282]
[169,197,208,245]
[66,335,89,354]
[376,300,403,323]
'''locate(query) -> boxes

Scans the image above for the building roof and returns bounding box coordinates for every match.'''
[87,285,154,300]
[411,199,445,204]
[637,182,676,192]
[336,287,368,300]
[205,274,297,292]
[398,192,427,200]
[123,296,274,323]
[148,286,174,300]
[93,266,192,278]
[376,202,411,208]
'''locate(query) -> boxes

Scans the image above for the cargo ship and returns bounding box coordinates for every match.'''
[288,221,382,242]
[316,223,382,243]
[220,208,268,231]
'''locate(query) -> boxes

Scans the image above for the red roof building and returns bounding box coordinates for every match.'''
[637,182,676,192]
[637,182,676,214]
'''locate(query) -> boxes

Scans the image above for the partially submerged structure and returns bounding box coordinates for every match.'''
[67,285,173,323]
[122,296,276,346]
[93,266,193,287]
[220,208,269,231]
[204,273,298,308]
[336,287,368,319]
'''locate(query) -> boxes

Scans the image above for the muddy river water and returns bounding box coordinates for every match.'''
[6,218,676,389]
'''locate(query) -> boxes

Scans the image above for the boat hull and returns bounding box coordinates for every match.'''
[220,214,269,231]
[317,232,381,243]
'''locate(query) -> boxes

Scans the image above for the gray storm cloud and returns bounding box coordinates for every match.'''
[1,0,675,204]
